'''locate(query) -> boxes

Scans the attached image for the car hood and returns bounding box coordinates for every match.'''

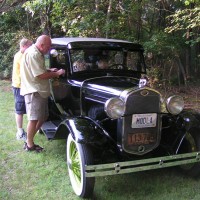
[81,76,140,99]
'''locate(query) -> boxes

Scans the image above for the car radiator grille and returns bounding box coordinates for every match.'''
[121,88,161,155]
[124,89,160,115]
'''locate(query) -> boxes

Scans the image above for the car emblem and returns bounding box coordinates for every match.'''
[140,90,149,96]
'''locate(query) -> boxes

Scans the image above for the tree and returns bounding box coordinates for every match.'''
[165,0,200,81]
[0,0,28,13]
[0,0,199,85]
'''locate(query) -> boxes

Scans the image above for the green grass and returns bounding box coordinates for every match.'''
[1,80,200,200]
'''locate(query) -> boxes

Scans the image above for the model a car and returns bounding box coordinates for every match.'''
[42,37,200,198]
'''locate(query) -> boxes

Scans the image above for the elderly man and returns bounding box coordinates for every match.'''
[12,38,32,141]
[20,35,65,152]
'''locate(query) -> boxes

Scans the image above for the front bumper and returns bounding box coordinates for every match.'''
[85,152,200,177]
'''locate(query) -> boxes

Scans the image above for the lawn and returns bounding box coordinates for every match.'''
[1,80,200,200]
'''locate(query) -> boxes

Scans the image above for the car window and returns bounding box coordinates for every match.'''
[49,49,66,69]
[69,49,145,73]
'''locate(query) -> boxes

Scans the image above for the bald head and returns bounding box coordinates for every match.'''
[35,35,51,55]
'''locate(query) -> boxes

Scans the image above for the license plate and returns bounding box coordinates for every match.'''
[132,113,157,128]
[128,133,155,145]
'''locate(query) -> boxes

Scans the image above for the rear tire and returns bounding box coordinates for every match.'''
[66,134,95,198]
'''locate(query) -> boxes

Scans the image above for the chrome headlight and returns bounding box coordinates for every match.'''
[104,98,125,119]
[166,95,184,115]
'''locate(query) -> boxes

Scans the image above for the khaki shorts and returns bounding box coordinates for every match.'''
[24,92,49,121]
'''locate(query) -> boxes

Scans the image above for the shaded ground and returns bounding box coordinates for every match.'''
[157,85,200,112]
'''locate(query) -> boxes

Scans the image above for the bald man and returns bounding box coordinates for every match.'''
[20,35,65,152]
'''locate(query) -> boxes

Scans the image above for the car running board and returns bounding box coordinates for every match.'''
[41,121,58,140]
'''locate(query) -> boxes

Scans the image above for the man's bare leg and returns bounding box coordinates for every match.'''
[35,120,44,133]
[15,113,25,140]
[26,120,38,148]
[15,113,23,129]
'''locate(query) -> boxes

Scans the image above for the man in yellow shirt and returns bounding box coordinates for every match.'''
[12,38,32,140]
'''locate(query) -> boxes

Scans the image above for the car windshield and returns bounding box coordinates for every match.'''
[69,49,146,73]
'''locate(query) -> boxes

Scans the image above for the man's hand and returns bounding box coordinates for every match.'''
[56,69,65,77]
[48,68,58,72]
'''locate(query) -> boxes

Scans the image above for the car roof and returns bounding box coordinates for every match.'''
[51,37,133,45]
[51,37,143,50]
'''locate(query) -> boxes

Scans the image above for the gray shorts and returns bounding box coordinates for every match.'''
[24,92,49,121]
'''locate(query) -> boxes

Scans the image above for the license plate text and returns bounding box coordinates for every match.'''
[132,113,157,128]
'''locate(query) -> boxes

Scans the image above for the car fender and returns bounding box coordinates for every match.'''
[177,110,200,131]
[56,116,118,150]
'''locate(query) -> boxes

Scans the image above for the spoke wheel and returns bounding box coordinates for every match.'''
[67,134,95,198]
[178,128,200,177]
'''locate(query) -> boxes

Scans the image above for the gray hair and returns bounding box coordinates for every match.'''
[20,38,32,47]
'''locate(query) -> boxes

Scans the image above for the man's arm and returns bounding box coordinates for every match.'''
[37,69,65,79]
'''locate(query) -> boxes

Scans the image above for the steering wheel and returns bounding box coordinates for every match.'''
[108,64,124,69]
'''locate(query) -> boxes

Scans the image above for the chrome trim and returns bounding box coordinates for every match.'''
[120,86,161,102]
[85,152,200,177]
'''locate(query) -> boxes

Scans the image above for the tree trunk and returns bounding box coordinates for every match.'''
[106,0,112,38]
[136,0,142,41]
[95,0,100,37]
[185,29,191,79]
[176,56,187,86]
[40,2,53,36]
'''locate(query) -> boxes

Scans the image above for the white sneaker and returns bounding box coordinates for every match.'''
[16,131,27,141]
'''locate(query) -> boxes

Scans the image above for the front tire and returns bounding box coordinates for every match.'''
[178,128,200,177]
[66,134,95,198]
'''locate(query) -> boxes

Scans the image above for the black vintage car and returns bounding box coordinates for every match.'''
[42,37,200,198]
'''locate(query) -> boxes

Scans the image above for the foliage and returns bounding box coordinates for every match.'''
[143,32,186,58]
[23,0,150,40]
[0,0,200,84]
[183,0,200,5]
[165,7,200,46]
[0,5,38,79]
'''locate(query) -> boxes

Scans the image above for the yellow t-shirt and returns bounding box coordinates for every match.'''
[12,51,23,88]
[20,44,50,98]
